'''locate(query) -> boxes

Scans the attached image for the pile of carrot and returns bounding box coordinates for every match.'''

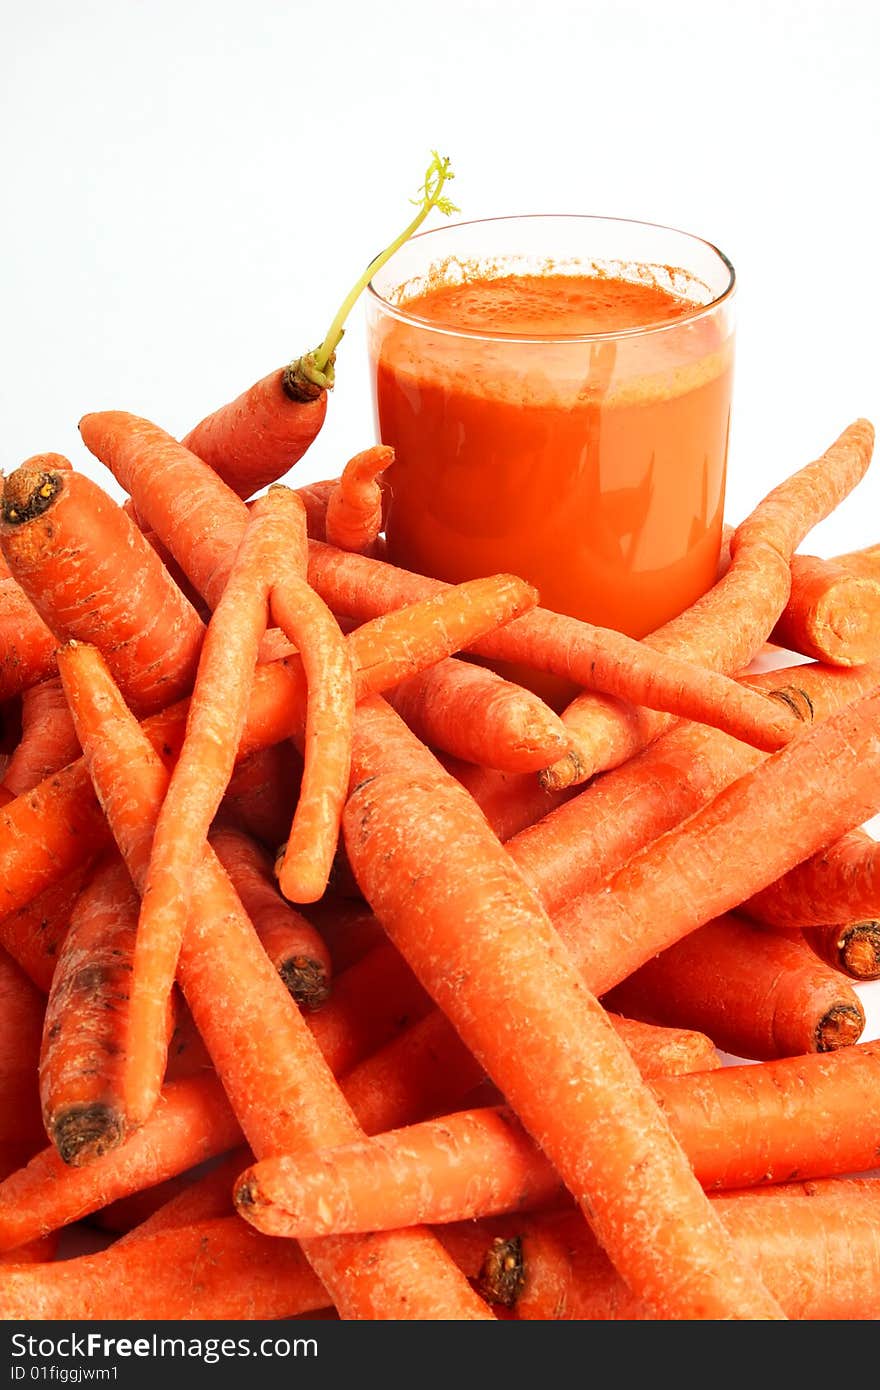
[2,157,880,1324]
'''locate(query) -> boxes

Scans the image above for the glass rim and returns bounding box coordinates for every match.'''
[366,212,736,344]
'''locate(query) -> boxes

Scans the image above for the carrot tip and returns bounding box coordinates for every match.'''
[477,1235,524,1308]
[839,923,880,981]
[278,955,332,1011]
[50,1102,127,1168]
[2,469,64,526]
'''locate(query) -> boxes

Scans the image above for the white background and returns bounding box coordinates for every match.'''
[2,3,880,1031]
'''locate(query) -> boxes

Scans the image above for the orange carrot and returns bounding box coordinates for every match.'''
[744,826,880,929]
[0,865,92,993]
[0,571,538,923]
[0,948,45,1178]
[553,687,880,997]
[57,641,492,1320]
[0,677,80,798]
[0,576,58,702]
[296,477,337,542]
[0,1073,240,1253]
[241,1040,880,1243]
[325,445,393,554]
[265,491,354,905]
[115,1147,251,1241]
[0,461,205,716]
[304,898,385,973]
[385,656,571,773]
[506,660,874,916]
[541,418,876,788]
[341,695,785,1319]
[442,758,574,841]
[211,826,332,1008]
[307,541,806,754]
[121,485,337,1126]
[39,854,174,1166]
[772,551,880,665]
[0,1217,332,1321]
[799,918,880,980]
[180,154,457,500]
[603,913,865,1060]
[306,943,434,1077]
[480,1180,880,1320]
[219,742,302,851]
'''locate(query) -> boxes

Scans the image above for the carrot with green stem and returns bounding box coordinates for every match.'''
[0,570,538,925]
[0,460,206,717]
[540,417,875,789]
[603,912,865,1061]
[553,685,880,997]
[56,641,492,1320]
[325,445,394,554]
[210,827,332,1008]
[180,154,457,499]
[341,695,785,1319]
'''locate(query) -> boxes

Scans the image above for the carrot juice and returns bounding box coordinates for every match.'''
[366,216,735,700]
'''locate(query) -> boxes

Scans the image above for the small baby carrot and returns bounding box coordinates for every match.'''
[325,445,393,554]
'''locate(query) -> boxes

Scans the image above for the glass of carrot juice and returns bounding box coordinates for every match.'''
[365,214,735,700]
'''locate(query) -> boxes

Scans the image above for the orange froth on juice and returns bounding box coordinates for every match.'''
[370,270,734,704]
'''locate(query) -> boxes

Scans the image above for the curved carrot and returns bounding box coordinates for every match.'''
[325,445,393,553]
[553,686,880,996]
[0,461,205,716]
[541,417,876,788]
[0,677,79,798]
[181,154,457,500]
[211,826,332,1008]
[266,492,354,905]
[603,913,865,1061]
[342,696,784,1319]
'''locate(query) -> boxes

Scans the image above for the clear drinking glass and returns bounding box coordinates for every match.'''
[366,214,735,666]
